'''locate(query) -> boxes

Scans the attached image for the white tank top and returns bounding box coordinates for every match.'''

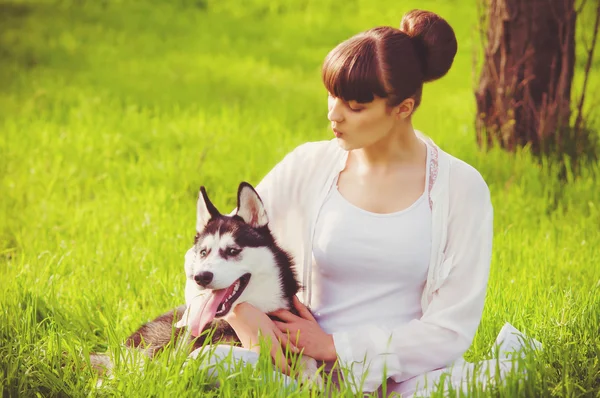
[311,151,432,334]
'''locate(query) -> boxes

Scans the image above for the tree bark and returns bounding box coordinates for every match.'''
[475,0,576,154]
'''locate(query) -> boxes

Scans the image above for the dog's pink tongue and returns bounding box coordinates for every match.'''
[189,289,228,337]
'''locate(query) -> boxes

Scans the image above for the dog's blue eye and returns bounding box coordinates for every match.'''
[200,249,207,257]
[227,248,240,256]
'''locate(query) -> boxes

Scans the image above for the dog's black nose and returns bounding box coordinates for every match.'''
[194,271,213,287]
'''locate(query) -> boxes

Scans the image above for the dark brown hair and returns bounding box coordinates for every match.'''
[322,10,457,110]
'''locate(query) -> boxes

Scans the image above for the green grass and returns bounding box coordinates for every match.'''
[1,0,599,396]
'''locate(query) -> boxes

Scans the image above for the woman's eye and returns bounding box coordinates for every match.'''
[200,249,207,257]
[347,102,363,112]
[227,248,241,256]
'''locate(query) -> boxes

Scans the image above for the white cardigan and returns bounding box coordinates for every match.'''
[251,134,494,392]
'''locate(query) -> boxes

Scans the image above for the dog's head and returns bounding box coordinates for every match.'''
[177,182,295,336]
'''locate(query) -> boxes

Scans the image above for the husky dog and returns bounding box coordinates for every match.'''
[92,182,321,385]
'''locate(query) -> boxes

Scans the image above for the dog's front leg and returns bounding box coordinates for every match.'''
[297,355,323,388]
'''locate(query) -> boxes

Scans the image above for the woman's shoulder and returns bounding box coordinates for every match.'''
[290,139,344,158]
[421,133,490,200]
[443,156,491,214]
[283,139,346,170]
[430,147,493,221]
[446,153,488,190]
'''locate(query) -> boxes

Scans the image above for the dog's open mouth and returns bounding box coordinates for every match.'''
[183,273,252,337]
[214,273,251,317]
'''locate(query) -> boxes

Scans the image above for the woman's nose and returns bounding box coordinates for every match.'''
[327,97,344,123]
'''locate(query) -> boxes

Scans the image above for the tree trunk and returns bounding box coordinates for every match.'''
[475,0,576,154]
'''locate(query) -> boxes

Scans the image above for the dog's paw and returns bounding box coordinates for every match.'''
[297,355,323,389]
[298,370,323,389]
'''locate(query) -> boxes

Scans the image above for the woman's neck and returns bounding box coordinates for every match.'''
[350,126,426,173]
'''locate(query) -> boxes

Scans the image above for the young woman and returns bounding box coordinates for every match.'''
[199,9,538,396]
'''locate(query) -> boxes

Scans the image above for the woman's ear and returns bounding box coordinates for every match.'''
[396,98,415,119]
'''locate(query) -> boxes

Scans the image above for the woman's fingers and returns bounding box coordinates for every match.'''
[271,298,316,323]
[293,296,317,322]
[270,346,290,374]
[272,320,288,332]
[273,321,301,347]
[228,302,304,375]
[269,308,301,322]
[267,330,292,374]
[273,325,300,354]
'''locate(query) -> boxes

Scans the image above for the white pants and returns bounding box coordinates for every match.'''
[188,323,542,396]
[381,323,542,397]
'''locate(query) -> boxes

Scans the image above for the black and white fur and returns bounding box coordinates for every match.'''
[91,182,321,385]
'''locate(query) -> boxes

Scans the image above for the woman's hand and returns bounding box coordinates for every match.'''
[227,302,299,374]
[271,297,337,362]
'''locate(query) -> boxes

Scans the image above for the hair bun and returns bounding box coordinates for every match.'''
[400,10,457,82]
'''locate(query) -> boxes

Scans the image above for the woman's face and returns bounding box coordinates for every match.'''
[327,93,398,151]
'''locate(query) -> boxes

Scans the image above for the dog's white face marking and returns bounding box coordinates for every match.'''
[186,231,248,290]
[200,232,237,258]
[232,246,287,313]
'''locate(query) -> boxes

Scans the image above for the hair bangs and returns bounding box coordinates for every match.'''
[322,37,388,104]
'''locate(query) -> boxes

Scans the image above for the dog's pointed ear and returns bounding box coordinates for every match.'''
[197,186,221,231]
[236,182,268,228]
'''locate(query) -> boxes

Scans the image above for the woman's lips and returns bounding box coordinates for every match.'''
[333,128,343,138]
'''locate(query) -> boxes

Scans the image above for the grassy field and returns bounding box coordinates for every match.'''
[1,0,599,396]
